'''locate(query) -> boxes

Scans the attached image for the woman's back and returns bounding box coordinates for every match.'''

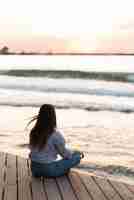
[30,129,71,163]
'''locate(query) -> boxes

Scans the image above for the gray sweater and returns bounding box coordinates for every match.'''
[30,130,72,163]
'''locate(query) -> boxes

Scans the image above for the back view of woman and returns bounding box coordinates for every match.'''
[28,104,84,178]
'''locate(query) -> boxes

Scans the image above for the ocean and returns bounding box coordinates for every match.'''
[0,55,134,184]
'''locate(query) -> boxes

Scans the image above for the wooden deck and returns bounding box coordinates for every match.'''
[0,152,134,200]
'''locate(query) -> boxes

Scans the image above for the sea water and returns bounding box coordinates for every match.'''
[0,55,134,184]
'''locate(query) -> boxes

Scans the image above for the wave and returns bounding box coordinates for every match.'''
[0,101,134,113]
[0,75,134,98]
[0,69,134,82]
[1,71,134,113]
[78,163,134,178]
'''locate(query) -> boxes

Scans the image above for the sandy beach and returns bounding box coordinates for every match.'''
[1,105,134,184]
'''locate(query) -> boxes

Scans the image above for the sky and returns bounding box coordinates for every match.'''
[0,0,134,53]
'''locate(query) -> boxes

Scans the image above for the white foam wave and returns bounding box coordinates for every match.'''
[0,76,134,97]
[0,88,134,113]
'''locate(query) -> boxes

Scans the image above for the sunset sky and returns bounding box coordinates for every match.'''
[0,0,134,53]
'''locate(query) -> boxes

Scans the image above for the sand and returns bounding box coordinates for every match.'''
[1,105,134,184]
[0,105,134,164]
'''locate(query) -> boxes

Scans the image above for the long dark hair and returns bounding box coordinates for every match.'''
[29,104,57,150]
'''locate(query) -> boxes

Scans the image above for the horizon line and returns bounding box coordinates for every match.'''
[1,52,134,56]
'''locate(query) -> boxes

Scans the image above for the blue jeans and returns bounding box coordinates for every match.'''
[30,152,82,178]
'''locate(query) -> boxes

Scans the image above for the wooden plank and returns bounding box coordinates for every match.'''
[56,175,77,200]
[0,188,3,200]
[4,186,17,200]
[5,153,17,185]
[17,157,29,182]
[44,178,62,200]
[27,158,47,199]
[109,179,134,200]
[17,156,32,200]
[94,176,122,200]
[0,152,6,184]
[27,159,31,177]
[79,172,107,200]
[4,153,17,200]
[0,152,5,200]
[68,171,92,200]
[31,177,47,200]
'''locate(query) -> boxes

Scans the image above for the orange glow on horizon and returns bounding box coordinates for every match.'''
[0,0,134,52]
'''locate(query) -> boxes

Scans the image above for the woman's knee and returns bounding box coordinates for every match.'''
[72,151,84,159]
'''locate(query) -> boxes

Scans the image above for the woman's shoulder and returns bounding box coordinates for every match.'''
[51,129,65,144]
[54,128,64,135]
